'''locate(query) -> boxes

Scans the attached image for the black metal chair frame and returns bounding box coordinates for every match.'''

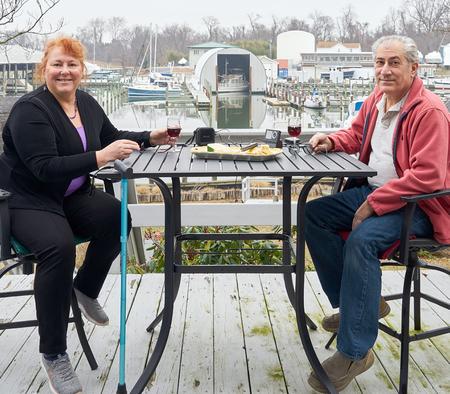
[324,180,450,394]
[0,188,98,371]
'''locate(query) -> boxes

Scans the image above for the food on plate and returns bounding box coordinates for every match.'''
[196,143,281,156]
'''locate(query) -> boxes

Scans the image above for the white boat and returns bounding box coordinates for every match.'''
[217,74,249,93]
[303,94,327,109]
[127,78,183,99]
[432,78,450,90]
[343,97,366,127]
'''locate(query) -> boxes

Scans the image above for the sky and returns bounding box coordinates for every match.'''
[47,0,405,36]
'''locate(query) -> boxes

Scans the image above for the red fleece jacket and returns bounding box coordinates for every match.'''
[328,77,450,244]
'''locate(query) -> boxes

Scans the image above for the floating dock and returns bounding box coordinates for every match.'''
[186,83,211,109]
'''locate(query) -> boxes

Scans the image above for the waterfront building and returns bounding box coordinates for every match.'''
[299,41,373,82]
[192,47,266,95]
[0,45,43,95]
[187,42,235,69]
[276,31,315,61]
[440,42,450,68]
[258,55,278,86]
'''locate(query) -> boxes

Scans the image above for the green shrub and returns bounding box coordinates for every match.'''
[145,225,284,273]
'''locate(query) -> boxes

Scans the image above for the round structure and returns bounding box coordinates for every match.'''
[194,47,266,94]
[277,31,315,61]
[425,51,442,64]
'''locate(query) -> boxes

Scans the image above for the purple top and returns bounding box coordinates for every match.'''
[65,125,88,196]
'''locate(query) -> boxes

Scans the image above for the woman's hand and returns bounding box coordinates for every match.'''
[308,133,334,153]
[150,128,176,146]
[96,139,140,167]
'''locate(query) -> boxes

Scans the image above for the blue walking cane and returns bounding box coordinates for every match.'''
[114,159,133,394]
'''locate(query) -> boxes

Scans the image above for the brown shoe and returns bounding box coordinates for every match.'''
[308,349,374,393]
[322,297,390,333]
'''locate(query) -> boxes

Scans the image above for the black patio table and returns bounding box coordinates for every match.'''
[96,144,376,394]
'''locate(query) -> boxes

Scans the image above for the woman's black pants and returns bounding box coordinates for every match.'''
[10,187,131,354]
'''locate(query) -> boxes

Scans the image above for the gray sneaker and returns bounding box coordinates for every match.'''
[74,288,109,326]
[41,353,82,394]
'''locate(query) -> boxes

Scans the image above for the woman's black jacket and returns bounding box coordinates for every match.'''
[0,85,151,216]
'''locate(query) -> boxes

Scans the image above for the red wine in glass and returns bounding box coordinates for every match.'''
[168,127,181,137]
[288,125,301,138]
[167,117,181,151]
[287,117,302,143]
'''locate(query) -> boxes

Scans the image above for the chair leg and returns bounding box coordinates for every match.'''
[21,257,34,275]
[71,291,98,370]
[412,268,421,331]
[399,265,414,394]
[325,332,337,349]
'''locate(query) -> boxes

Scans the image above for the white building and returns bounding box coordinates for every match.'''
[276,31,315,62]
[193,47,266,94]
[275,32,373,82]
[258,55,278,86]
[0,45,43,93]
[316,41,362,53]
[439,43,450,67]
[187,42,235,68]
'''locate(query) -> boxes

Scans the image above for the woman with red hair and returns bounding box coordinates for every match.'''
[0,36,174,394]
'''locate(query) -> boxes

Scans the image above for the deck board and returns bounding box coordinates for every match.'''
[0,270,448,393]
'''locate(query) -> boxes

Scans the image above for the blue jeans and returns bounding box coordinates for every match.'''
[304,185,433,360]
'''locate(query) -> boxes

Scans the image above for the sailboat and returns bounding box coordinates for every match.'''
[303,87,327,109]
[127,27,183,100]
[128,73,183,99]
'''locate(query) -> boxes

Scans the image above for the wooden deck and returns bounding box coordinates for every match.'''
[0,271,448,393]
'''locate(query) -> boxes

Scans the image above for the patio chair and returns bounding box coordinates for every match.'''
[0,188,98,371]
[323,179,450,394]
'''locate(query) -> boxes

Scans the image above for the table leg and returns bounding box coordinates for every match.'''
[282,176,317,330]
[146,178,182,332]
[296,176,337,394]
[131,178,176,394]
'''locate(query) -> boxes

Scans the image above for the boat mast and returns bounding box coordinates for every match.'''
[153,25,158,73]
[149,24,153,75]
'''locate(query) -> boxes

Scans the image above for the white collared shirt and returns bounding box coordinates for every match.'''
[368,93,408,187]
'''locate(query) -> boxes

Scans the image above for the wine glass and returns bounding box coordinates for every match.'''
[287,117,301,144]
[167,116,181,151]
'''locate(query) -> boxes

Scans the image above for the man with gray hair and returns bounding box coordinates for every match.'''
[305,35,449,392]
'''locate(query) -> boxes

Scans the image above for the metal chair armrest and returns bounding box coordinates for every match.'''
[401,189,450,203]
[0,189,11,201]
[0,189,12,260]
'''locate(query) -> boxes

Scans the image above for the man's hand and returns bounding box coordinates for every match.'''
[352,200,375,230]
[150,128,176,146]
[308,133,334,153]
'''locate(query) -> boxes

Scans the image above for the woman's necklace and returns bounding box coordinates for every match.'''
[67,99,78,120]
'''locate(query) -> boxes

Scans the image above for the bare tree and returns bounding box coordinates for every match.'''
[310,11,335,41]
[247,13,261,34]
[286,17,310,32]
[377,8,403,36]
[228,25,247,41]
[202,16,220,41]
[107,17,126,42]
[246,13,268,40]
[0,0,62,44]
[336,5,358,42]
[270,15,287,56]
[404,0,449,33]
